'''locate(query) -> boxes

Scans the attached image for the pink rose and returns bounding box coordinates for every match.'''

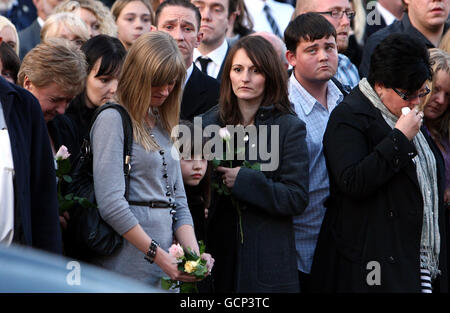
[168,243,184,259]
[55,145,71,160]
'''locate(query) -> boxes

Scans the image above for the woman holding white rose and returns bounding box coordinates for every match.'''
[90,31,213,288]
[200,36,309,292]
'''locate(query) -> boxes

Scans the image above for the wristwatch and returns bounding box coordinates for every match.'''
[144,239,160,264]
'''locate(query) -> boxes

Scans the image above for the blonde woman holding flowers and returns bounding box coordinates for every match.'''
[200,35,309,292]
[90,31,213,288]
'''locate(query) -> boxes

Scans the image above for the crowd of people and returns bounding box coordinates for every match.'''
[0,0,449,293]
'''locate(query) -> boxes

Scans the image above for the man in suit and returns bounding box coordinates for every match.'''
[18,0,63,59]
[155,0,219,120]
[360,0,449,77]
[365,0,404,40]
[192,0,237,81]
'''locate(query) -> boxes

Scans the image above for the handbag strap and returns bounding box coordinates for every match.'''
[89,102,134,199]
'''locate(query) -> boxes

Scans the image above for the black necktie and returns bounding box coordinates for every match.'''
[263,5,282,38]
[197,57,212,74]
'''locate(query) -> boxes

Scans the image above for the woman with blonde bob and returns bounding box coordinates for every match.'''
[90,31,214,287]
[55,0,117,37]
[41,12,90,48]
[0,16,19,55]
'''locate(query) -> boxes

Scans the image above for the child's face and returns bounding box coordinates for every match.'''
[180,155,207,186]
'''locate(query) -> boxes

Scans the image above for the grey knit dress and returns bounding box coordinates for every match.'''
[90,108,193,288]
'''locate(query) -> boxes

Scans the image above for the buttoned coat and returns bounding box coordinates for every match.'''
[200,105,309,292]
[310,87,449,292]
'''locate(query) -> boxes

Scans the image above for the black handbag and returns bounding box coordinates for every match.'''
[65,103,133,259]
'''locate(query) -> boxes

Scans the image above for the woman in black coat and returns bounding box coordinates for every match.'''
[200,36,309,293]
[65,35,126,151]
[310,33,449,293]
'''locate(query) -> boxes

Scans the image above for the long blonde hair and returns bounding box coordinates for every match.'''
[422,48,450,143]
[117,31,186,151]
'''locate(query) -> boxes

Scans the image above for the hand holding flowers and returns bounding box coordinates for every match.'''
[161,241,214,293]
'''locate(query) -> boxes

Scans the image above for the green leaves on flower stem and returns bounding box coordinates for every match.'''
[161,277,176,290]
[55,158,71,176]
[199,240,206,255]
[63,175,72,183]
[242,160,261,171]
[212,158,221,169]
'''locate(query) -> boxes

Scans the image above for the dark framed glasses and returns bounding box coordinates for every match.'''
[392,86,431,101]
[316,9,356,20]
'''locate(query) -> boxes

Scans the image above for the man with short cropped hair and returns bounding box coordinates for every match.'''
[192,0,237,80]
[155,0,219,120]
[285,12,346,293]
[295,0,360,89]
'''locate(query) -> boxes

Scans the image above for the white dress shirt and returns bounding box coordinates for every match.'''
[183,63,194,88]
[244,0,294,36]
[376,2,398,26]
[194,39,228,79]
[0,101,14,246]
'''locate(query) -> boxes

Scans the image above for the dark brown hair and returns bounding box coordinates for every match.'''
[177,119,211,208]
[219,35,292,125]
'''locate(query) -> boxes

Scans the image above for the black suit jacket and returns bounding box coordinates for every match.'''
[1,76,62,254]
[180,65,220,121]
[18,18,41,59]
[365,7,387,41]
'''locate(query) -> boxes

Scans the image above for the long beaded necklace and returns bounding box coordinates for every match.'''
[147,109,177,221]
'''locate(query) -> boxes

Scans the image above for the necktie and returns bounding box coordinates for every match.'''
[197,57,212,74]
[263,4,282,38]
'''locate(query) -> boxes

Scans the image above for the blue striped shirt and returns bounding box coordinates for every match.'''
[335,53,360,89]
[288,73,344,274]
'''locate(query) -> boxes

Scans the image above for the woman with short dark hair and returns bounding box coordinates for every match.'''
[200,35,309,292]
[310,33,449,293]
[65,34,127,150]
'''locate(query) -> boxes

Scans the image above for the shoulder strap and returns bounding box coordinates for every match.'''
[331,76,351,96]
[89,102,134,199]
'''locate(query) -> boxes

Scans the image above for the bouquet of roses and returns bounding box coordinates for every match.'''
[161,241,208,293]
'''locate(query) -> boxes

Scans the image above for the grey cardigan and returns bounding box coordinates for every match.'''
[90,108,193,285]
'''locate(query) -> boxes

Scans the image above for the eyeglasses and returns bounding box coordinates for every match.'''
[316,9,355,20]
[392,86,431,101]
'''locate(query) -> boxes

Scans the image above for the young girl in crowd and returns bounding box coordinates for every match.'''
[90,31,213,288]
[111,0,153,50]
[65,34,126,150]
[177,119,211,243]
